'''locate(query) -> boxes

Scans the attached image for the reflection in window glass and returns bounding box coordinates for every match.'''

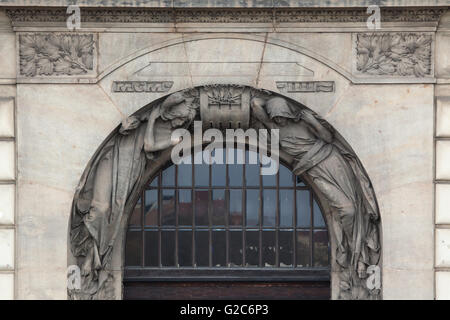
[314,230,329,267]
[313,199,325,227]
[195,162,209,187]
[230,230,243,267]
[212,190,226,226]
[246,190,259,226]
[211,149,227,186]
[280,190,293,227]
[195,230,209,267]
[129,198,141,227]
[296,231,310,267]
[229,190,242,226]
[245,150,259,187]
[162,166,175,186]
[263,190,276,227]
[161,231,175,266]
[178,230,192,267]
[279,231,293,267]
[279,165,293,187]
[261,154,277,186]
[126,147,330,272]
[262,230,275,267]
[246,230,259,267]
[144,231,158,267]
[228,163,243,186]
[178,159,192,187]
[161,189,175,226]
[212,230,226,267]
[144,190,158,226]
[195,190,209,226]
[179,190,192,226]
[296,190,310,228]
[125,230,141,266]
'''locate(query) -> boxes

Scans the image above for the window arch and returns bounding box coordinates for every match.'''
[124,147,330,275]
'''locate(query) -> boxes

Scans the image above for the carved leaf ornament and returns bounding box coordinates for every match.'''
[19,34,94,77]
[356,33,432,77]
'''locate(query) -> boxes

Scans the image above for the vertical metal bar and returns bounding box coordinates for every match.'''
[192,153,196,267]
[158,172,162,267]
[141,190,145,267]
[309,190,314,267]
[175,165,179,267]
[275,167,280,268]
[208,158,213,267]
[225,153,230,267]
[259,159,263,268]
[293,176,297,268]
[242,150,246,267]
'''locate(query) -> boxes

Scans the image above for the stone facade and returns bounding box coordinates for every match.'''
[0,1,449,300]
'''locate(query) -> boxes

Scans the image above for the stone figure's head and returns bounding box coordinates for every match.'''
[160,92,197,128]
[265,97,298,127]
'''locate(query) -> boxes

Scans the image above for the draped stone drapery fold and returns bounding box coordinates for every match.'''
[69,117,146,299]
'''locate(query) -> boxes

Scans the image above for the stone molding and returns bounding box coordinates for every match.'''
[5,7,447,25]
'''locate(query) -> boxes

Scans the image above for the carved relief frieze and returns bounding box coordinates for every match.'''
[112,81,173,93]
[276,81,335,93]
[355,33,433,78]
[18,33,96,77]
[6,7,446,25]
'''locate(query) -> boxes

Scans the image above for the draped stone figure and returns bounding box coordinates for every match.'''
[69,90,198,299]
[69,85,381,300]
[250,96,381,300]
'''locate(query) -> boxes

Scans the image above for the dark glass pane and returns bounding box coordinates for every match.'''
[296,231,310,267]
[246,190,259,226]
[125,230,141,266]
[314,230,330,267]
[296,176,306,186]
[162,166,175,186]
[245,150,259,187]
[261,154,277,186]
[245,230,259,267]
[179,190,193,226]
[230,230,243,267]
[195,190,209,226]
[161,189,175,226]
[161,231,175,266]
[262,230,275,267]
[149,175,158,187]
[177,159,192,187]
[211,149,227,186]
[144,231,158,267]
[280,190,294,227]
[313,198,326,227]
[144,190,158,226]
[229,190,242,226]
[279,164,293,187]
[263,189,276,227]
[195,230,209,267]
[212,230,226,267]
[296,190,311,228]
[212,190,226,226]
[279,231,293,267]
[178,230,193,267]
[195,162,209,187]
[228,163,243,187]
[129,197,141,227]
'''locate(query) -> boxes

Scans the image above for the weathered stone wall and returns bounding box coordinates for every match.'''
[0,3,448,300]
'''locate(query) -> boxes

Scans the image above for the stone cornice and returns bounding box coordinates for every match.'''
[5,7,448,24]
[0,0,449,8]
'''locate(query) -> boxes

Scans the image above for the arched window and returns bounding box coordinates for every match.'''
[124,148,330,298]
